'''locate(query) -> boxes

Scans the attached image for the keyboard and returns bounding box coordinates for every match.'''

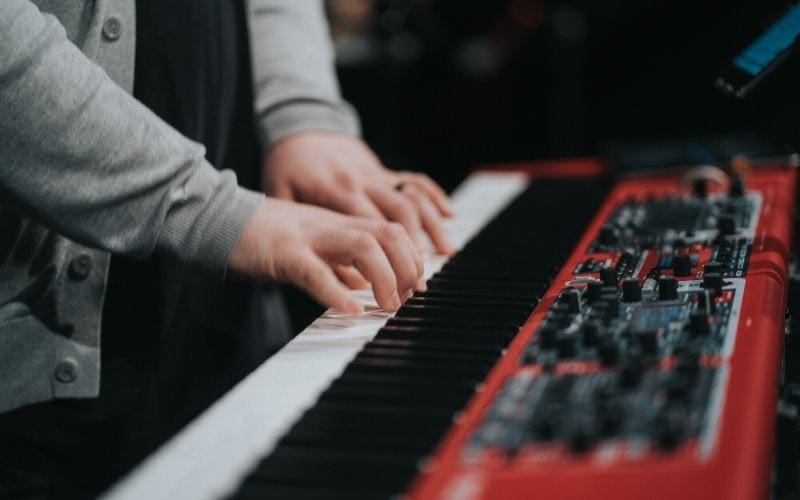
[103,158,796,500]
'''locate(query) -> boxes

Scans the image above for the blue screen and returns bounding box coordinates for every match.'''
[734,3,800,76]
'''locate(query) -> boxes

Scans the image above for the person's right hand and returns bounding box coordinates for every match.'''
[227,198,425,314]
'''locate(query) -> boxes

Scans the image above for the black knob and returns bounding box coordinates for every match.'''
[658,276,679,301]
[538,326,557,349]
[692,178,708,198]
[703,272,724,296]
[697,289,716,313]
[688,310,711,337]
[558,290,581,313]
[672,254,692,277]
[704,261,723,275]
[556,331,576,359]
[621,278,641,302]
[620,356,644,387]
[599,267,618,286]
[654,407,686,450]
[566,415,596,453]
[598,224,619,246]
[584,280,603,304]
[581,321,601,347]
[717,214,736,236]
[729,175,746,197]
[599,337,619,366]
[665,372,690,400]
[638,329,659,355]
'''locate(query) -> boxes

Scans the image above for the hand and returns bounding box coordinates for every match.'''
[261,132,456,255]
[228,198,425,313]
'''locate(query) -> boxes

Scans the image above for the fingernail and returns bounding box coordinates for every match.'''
[417,278,428,291]
[389,292,401,311]
[403,289,414,301]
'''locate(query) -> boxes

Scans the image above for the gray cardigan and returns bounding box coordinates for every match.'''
[0,0,360,414]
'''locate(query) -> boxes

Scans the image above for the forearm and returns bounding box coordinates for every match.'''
[247,0,361,149]
[0,0,263,277]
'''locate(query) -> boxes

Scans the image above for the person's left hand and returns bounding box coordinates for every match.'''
[261,132,455,255]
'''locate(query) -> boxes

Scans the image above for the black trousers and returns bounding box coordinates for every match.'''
[0,1,292,498]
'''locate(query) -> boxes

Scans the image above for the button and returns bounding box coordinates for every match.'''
[658,276,679,301]
[102,15,123,41]
[717,214,736,236]
[54,358,79,383]
[703,272,724,296]
[68,254,93,280]
[704,261,723,275]
[584,280,603,304]
[581,321,601,347]
[599,267,617,286]
[672,254,692,277]
[688,310,711,337]
[621,278,642,302]
[557,290,581,313]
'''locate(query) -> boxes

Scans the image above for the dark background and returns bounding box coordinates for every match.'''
[332,0,799,189]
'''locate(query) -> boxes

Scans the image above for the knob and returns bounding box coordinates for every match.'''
[688,310,711,337]
[599,337,619,366]
[658,276,679,301]
[556,332,576,359]
[538,326,557,349]
[584,280,603,304]
[665,372,690,400]
[717,214,736,236]
[638,329,659,355]
[704,261,723,275]
[545,310,572,329]
[599,267,618,286]
[672,254,692,277]
[654,407,686,450]
[598,225,619,246]
[558,290,581,313]
[566,414,596,453]
[729,175,746,197]
[703,272,724,295]
[581,321,601,347]
[620,356,644,388]
[621,278,642,302]
[697,289,716,313]
[692,178,708,198]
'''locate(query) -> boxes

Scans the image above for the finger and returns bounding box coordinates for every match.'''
[368,221,424,296]
[366,185,425,250]
[326,190,385,220]
[334,264,370,290]
[269,182,295,201]
[322,230,401,311]
[398,172,454,217]
[288,252,363,314]
[403,185,455,255]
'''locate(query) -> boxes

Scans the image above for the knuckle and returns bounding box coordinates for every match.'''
[354,231,378,254]
[333,170,358,192]
[379,221,406,244]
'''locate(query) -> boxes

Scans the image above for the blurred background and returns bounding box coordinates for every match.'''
[326,0,800,190]
[286,0,800,329]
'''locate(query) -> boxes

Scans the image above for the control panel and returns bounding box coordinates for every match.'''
[409,162,796,500]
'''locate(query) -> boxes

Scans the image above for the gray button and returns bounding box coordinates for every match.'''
[102,15,123,41]
[55,358,79,383]
[68,254,93,280]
